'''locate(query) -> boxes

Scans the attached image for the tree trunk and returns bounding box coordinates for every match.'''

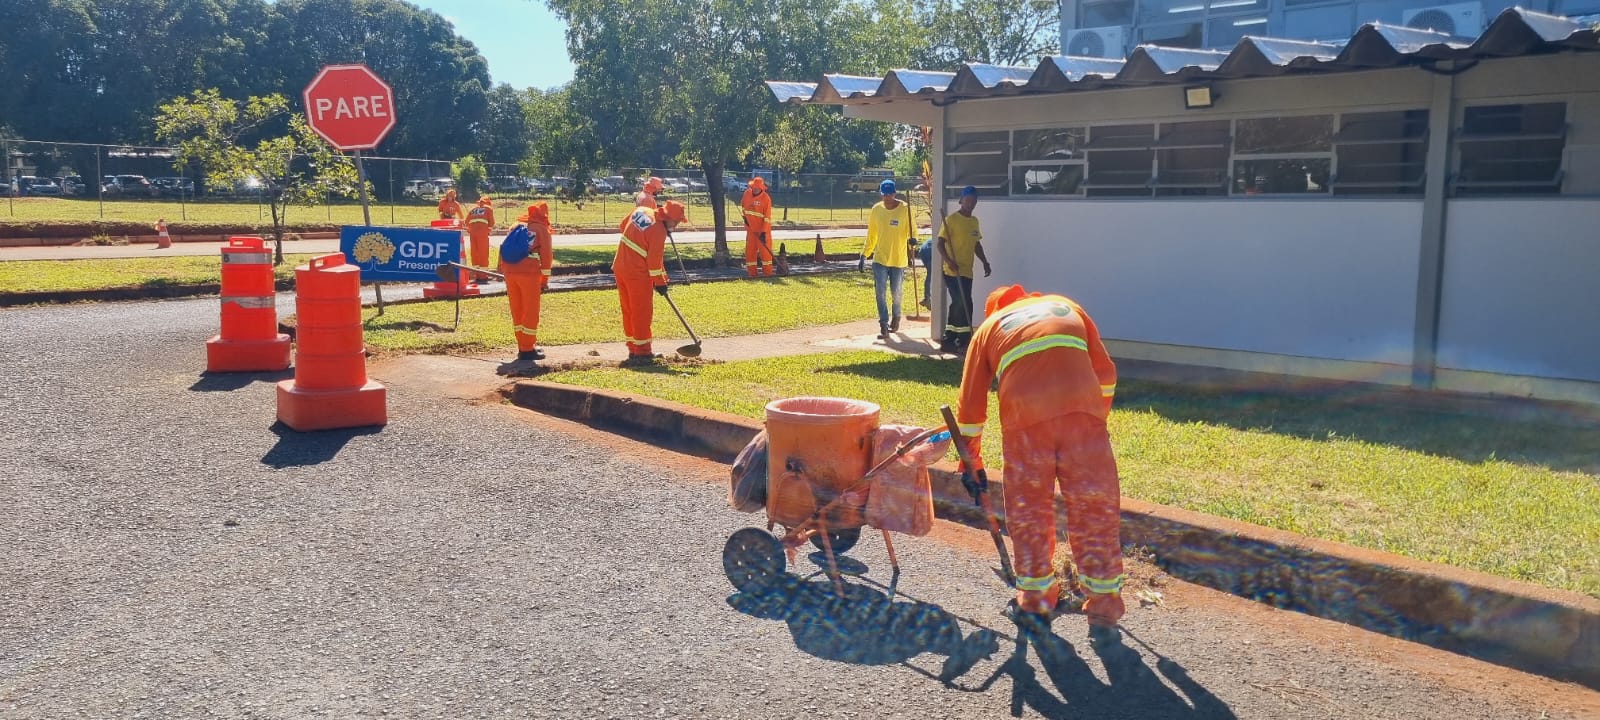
[269,195,285,265]
[703,160,730,267]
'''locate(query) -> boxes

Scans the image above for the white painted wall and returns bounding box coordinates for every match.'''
[967,198,1423,364]
[1437,199,1600,382]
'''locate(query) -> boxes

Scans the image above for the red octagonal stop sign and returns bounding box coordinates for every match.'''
[302,64,396,151]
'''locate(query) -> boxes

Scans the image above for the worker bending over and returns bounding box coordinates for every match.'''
[614,200,687,365]
[636,176,664,209]
[437,188,463,221]
[741,176,774,277]
[465,196,496,282]
[499,203,555,362]
[954,284,1125,640]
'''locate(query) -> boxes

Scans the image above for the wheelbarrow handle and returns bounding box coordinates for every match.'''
[939,404,1016,588]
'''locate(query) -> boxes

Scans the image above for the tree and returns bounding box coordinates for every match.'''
[156,89,362,263]
[920,0,1061,68]
[547,0,915,265]
[452,155,487,201]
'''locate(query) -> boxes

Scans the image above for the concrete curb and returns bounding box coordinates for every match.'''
[504,379,1600,689]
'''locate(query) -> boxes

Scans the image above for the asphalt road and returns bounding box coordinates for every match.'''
[2,297,1595,719]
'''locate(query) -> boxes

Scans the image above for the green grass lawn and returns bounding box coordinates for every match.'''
[552,237,864,267]
[538,351,1600,598]
[0,253,320,294]
[0,195,920,230]
[358,273,879,352]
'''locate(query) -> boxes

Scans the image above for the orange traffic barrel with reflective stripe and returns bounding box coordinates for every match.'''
[205,236,291,372]
[276,253,386,431]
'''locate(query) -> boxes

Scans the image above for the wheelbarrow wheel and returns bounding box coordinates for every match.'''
[809,526,861,554]
[724,528,786,593]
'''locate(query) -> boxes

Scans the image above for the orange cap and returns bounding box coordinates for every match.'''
[476,196,492,205]
[644,176,664,193]
[517,201,549,224]
[444,188,456,198]
[748,176,766,190]
[985,284,1028,316]
[659,200,687,224]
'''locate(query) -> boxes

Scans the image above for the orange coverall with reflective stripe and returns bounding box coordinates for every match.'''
[741,187,773,276]
[500,221,553,353]
[437,195,462,220]
[465,203,495,276]
[612,206,670,356]
[955,294,1124,624]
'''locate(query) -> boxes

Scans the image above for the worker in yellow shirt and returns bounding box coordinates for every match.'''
[858,179,915,339]
[936,185,992,353]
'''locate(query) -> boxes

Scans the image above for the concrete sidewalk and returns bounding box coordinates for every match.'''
[0,227,869,261]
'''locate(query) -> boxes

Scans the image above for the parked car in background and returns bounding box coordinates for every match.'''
[104,175,157,197]
[18,176,62,196]
[526,177,552,194]
[60,176,86,196]
[847,167,895,192]
[685,177,708,192]
[723,174,748,193]
[485,176,524,194]
[151,177,196,197]
[589,178,614,194]
[402,179,437,198]
[662,177,690,193]
[431,178,455,194]
[604,175,634,194]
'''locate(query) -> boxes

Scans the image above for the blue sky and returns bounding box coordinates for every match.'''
[411,0,575,91]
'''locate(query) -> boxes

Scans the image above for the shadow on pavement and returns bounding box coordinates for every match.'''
[189,369,294,393]
[729,576,1233,719]
[261,421,383,468]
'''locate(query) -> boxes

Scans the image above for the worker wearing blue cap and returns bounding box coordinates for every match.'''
[936,185,992,353]
[860,178,915,339]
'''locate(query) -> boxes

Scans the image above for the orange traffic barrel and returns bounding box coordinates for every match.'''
[276,253,386,431]
[422,219,480,299]
[764,397,879,528]
[205,236,291,372]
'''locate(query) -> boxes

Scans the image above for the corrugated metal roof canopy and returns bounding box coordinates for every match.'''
[767,8,1599,106]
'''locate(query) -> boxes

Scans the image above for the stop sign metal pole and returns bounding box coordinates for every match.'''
[354,149,384,315]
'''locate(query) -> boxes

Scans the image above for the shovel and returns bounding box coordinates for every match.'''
[659,287,703,357]
[939,404,1016,588]
[434,262,506,330]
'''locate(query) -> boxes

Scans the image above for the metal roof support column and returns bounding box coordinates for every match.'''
[1412,63,1459,390]
[931,105,948,339]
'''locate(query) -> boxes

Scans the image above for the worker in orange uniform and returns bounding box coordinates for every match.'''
[636,176,664,209]
[437,188,463,220]
[953,284,1125,643]
[613,199,687,365]
[499,203,555,362]
[465,196,496,282]
[740,176,774,277]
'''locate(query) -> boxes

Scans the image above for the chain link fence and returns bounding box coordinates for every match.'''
[3,138,933,228]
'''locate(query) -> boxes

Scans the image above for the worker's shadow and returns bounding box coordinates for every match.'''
[729,577,1233,719]
[955,624,1236,719]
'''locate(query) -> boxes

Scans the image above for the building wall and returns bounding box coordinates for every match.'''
[1437,199,1600,382]
[970,198,1422,365]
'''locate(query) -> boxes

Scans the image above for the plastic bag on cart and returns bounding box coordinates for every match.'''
[729,430,769,512]
[865,424,950,536]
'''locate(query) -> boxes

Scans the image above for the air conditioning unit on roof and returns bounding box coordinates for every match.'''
[1402,2,1484,37]
[1064,26,1128,58]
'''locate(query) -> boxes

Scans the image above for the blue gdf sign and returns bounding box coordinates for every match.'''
[339,225,461,282]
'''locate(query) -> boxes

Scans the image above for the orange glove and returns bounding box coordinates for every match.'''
[958,434,984,472]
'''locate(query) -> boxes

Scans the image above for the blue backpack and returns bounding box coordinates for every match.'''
[500,224,532,264]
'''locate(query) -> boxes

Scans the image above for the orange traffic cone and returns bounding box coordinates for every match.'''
[812,233,825,262]
[205,236,291,372]
[156,219,172,249]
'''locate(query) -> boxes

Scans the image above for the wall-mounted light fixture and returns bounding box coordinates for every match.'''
[1184,84,1215,109]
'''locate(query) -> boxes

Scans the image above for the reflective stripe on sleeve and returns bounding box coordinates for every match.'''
[648,269,666,277]
[996,334,1089,377]
[1101,383,1116,398]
